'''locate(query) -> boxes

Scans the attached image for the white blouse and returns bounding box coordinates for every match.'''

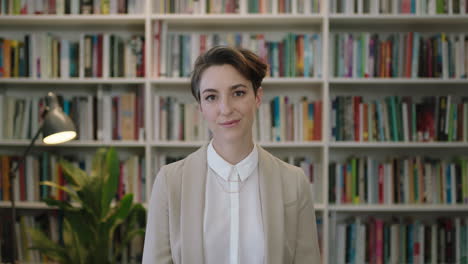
[203,142,265,264]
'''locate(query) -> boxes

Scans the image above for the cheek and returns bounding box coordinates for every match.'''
[245,104,258,117]
[200,103,218,121]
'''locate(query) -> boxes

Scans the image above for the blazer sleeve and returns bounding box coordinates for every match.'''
[294,170,322,264]
[142,166,174,264]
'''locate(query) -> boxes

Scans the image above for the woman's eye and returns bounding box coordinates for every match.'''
[205,95,216,101]
[234,91,245,97]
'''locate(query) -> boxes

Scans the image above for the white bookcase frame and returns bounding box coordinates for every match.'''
[2,0,468,262]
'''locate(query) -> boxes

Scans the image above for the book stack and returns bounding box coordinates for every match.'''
[331,216,468,264]
[331,0,468,15]
[332,32,468,79]
[248,0,320,14]
[0,153,146,203]
[153,95,211,141]
[329,156,468,205]
[0,88,144,142]
[257,96,322,142]
[331,95,468,142]
[0,0,144,15]
[154,22,322,79]
[0,33,145,79]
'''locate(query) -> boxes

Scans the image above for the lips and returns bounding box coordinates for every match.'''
[219,120,240,126]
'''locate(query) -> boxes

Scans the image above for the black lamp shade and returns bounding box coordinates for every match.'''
[42,92,77,144]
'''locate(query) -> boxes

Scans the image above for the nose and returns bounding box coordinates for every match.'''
[219,96,234,116]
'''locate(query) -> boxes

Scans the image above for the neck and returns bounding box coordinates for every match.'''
[211,137,254,165]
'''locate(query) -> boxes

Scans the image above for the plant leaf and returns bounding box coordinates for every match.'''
[115,193,133,220]
[62,219,87,264]
[122,228,145,244]
[42,197,79,212]
[59,159,88,188]
[40,181,80,202]
[27,228,70,263]
[113,228,145,260]
[91,148,108,178]
[64,210,97,246]
[101,147,119,218]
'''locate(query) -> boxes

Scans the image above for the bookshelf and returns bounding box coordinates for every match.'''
[2,0,468,263]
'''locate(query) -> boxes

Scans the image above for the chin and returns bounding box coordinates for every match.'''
[220,131,252,144]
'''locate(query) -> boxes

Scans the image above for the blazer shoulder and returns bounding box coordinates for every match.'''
[276,157,305,176]
[160,158,186,178]
[264,150,305,180]
[259,147,307,202]
[158,144,206,185]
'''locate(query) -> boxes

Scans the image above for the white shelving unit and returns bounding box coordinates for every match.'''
[0,78,146,84]
[2,0,468,262]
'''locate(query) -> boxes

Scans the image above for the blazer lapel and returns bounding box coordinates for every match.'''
[180,143,208,263]
[258,146,284,264]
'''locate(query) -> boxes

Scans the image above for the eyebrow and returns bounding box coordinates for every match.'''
[201,84,248,94]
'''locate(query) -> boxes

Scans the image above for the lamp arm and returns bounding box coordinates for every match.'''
[9,121,45,264]
[9,124,44,176]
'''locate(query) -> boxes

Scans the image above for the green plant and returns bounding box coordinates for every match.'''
[28,147,146,264]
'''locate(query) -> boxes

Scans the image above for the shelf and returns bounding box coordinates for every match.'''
[0,78,146,84]
[0,201,323,211]
[330,78,468,85]
[329,204,468,212]
[152,141,206,148]
[0,140,146,148]
[152,14,323,26]
[329,142,468,148]
[0,201,55,210]
[0,14,145,25]
[329,14,468,26]
[151,77,324,85]
[152,141,324,148]
[257,141,324,148]
[4,77,467,85]
[314,203,325,211]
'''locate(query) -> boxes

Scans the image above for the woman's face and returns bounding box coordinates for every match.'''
[199,64,263,145]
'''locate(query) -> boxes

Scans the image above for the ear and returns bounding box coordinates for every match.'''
[255,87,263,108]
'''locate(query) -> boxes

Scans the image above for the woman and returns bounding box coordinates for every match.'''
[143,46,321,264]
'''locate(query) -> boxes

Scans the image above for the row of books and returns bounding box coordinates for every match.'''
[83,34,145,78]
[0,0,144,15]
[0,213,144,263]
[155,0,320,14]
[332,32,468,79]
[104,88,145,141]
[0,33,145,78]
[329,156,468,205]
[0,88,145,141]
[255,96,323,142]
[0,153,146,203]
[331,0,468,15]
[155,0,238,14]
[155,153,322,203]
[1,94,96,141]
[331,217,468,264]
[154,22,323,78]
[153,96,211,142]
[0,213,60,263]
[331,95,468,142]
[247,0,320,14]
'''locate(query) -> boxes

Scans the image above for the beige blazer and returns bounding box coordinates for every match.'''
[142,143,321,264]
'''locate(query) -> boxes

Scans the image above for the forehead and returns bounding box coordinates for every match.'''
[199,64,251,92]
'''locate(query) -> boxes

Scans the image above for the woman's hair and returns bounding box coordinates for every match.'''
[190,46,268,102]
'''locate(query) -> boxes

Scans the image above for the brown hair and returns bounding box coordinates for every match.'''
[190,46,268,102]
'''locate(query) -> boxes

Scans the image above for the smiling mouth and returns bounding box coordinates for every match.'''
[220,120,240,126]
